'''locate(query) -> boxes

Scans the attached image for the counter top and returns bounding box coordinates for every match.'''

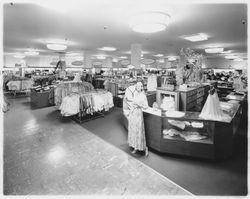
[143,103,240,123]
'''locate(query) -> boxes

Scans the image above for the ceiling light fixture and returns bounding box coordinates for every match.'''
[154,54,164,57]
[75,56,84,61]
[66,52,81,56]
[225,55,238,59]
[97,55,106,60]
[168,57,176,61]
[24,51,39,56]
[47,43,67,51]
[112,58,118,62]
[158,59,165,63]
[182,33,208,42]
[205,48,224,53]
[129,12,171,33]
[98,47,116,51]
[220,50,232,54]
[120,56,127,59]
[14,54,25,59]
[234,58,243,61]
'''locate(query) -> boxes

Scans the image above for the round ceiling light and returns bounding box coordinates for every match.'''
[47,44,67,51]
[24,51,39,56]
[225,55,238,59]
[205,48,224,53]
[129,12,171,33]
[168,57,177,61]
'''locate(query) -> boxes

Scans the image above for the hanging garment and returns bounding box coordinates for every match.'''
[59,94,80,116]
[54,81,94,106]
[199,91,231,122]
[7,80,21,91]
[123,85,136,118]
[21,80,33,90]
[147,74,157,91]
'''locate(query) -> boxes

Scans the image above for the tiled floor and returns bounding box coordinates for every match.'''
[3,97,191,195]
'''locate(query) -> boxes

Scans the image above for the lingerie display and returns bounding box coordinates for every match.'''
[59,90,114,117]
[54,81,94,106]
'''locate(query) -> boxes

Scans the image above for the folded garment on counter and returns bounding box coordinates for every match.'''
[168,119,186,130]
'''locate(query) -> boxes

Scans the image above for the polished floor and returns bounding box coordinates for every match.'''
[3,96,190,195]
[82,104,248,195]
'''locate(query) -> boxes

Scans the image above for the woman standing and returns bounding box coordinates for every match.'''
[123,82,149,156]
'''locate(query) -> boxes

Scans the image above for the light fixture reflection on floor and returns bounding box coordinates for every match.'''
[47,146,65,164]
[47,43,67,51]
[129,12,171,33]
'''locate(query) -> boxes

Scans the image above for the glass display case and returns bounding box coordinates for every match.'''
[143,104,241,159]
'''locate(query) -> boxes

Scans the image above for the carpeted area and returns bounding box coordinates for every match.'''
[81,107,248,196]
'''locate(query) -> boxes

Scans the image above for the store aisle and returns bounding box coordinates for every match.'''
[3,96,190,195]
[82,107,248,196]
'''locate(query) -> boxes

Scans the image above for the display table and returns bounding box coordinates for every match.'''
[142,104,241,160]
[30,88,55,108]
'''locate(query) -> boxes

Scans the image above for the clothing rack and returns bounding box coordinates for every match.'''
[70,110,105,124]
[65,89,113,123]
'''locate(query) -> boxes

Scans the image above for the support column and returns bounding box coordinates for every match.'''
[131,44,141,69]
[104,57,113,68]
[84,51,92,69]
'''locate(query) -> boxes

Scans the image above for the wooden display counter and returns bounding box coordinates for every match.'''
[30,88,54,108]
[143,104,241,160]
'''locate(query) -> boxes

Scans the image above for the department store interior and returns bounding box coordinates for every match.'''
[1,1,248,196]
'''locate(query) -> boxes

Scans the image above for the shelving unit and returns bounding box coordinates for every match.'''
[156,88,179,110]
[178,85,210,112]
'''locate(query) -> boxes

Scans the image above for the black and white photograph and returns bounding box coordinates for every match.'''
[0,0,248,197]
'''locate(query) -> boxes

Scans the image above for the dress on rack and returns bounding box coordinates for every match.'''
[123,86,148,151]
[54,81,94,106]
[59,90,114,117]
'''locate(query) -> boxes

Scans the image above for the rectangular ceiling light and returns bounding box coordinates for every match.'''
[205,48,224,53]
[182,33,208,42]
[225,55,238,59]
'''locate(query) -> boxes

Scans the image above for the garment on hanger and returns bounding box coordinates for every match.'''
[147,74,157,91]
[59,90,113,117]
[54,81,94,106]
